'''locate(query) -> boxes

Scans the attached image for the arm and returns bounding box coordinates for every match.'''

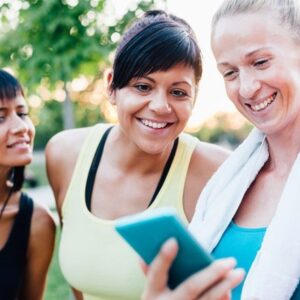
[19,203,56,300]
[142,239,244,300]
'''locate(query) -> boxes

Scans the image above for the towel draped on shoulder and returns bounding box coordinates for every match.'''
[189,128,300,300]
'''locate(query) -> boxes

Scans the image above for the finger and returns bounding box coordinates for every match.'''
[139,258,149,275]
[199,268,245,300]
[173,258,237,299]
[145,238,178,294]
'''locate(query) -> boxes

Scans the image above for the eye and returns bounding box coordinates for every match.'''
[171,89,188,98]
[0,115,5,123]
[223,69,238,81]
[254,58,269,69]
[17,112,29,119]
[134,83,151,93]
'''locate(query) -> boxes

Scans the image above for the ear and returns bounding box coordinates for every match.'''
[106,70,116,105]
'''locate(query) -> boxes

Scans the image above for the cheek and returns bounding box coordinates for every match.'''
[176,101,193,120]
[225,83,238,106]
[28,121,35,139]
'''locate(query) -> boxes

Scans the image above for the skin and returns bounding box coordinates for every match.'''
[143,9,300,300]
[212,11,300,227]
[0,95,55,300]
[46,64,229,298]
[141,239,244,300]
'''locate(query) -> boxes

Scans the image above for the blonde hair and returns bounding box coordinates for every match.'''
[212,0,300,40]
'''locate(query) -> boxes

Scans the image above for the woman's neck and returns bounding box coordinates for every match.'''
[107,126,176,175]
[0,168,12,203]
[266,134,300,175]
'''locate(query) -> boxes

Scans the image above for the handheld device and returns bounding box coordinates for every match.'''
[115,208,214,289]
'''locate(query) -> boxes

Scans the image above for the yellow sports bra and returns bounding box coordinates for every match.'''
[59,124,199,300]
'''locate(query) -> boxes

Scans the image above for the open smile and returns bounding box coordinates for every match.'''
[139,118,173,129]
[7,139,31,149]
[248,92,277,112]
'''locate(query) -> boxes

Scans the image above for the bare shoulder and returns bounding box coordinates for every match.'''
[183,140,231,221]
[30,202,56,242]
[192,141,231,176]
[45,127,92,214]
[45,127,92,166]
[20,201,56,300]
[28,202,56,257]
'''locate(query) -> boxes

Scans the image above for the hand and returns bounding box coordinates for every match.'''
[141,238,245,300]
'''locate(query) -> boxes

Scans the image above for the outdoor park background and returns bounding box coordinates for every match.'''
[0,0,252,299]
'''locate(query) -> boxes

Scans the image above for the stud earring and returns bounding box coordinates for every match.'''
[6,169,14,188]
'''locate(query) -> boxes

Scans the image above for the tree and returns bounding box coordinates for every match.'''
[193,112,253,149]
[0,0,156,128]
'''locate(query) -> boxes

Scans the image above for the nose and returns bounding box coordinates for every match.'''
[148,92,172,114]
[239,70,261,99]
[10,114,29,134]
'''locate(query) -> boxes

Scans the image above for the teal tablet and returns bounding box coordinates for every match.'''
[115,208,213,289]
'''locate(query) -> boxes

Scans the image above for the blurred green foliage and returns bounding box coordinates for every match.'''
[192,112,253,149]
[0,0,156,88]
[0,0,157,132]
[31,99,105,149]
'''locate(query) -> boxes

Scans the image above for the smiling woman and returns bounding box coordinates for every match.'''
[142,1,300,299]
[0,69,55,300]
[45,9,233,300]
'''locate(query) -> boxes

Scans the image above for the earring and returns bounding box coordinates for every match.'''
[6,169,14,188]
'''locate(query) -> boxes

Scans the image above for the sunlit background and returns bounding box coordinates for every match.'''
[104,0,237,131]
[0,2,252,299]
[0,0,250,151]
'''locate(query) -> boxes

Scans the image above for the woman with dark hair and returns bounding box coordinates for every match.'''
[0,69,55,300]
[45,10,240,300]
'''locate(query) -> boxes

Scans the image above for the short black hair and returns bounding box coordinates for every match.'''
[111,10,202,91]
[0,69,24,101]
[0,69,25,191]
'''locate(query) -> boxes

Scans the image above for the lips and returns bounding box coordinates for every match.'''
[7,139,31,148]
[248,92,277,112]
[139,118,173,129]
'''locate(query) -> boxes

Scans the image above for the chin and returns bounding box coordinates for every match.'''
[14,156,33,167]
[141,145,165,155]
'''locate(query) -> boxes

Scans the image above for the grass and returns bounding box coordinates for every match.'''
[45,227,72,300]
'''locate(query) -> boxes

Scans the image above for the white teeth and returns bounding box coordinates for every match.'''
[251,94,276,112]
[141,119,168,129]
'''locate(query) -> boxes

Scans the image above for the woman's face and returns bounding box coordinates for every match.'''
[0,94,35,169]
[109,63,196,154]
[211,11,300,136]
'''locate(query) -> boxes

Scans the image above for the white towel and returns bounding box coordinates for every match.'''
[189,128,300,299]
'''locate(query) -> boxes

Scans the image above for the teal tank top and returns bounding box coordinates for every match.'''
[212,221,300,299]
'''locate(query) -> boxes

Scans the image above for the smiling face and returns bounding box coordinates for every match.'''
[0,95,35,169]
[211,11,300,136]
[109,64,196,154]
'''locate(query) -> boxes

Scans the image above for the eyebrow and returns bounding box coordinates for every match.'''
[217,47,272,67]
[142,75,192,87]
[0,104,27,111]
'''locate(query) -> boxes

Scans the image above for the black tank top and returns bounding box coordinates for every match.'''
[0,193,33,300]
[85,126,179,210]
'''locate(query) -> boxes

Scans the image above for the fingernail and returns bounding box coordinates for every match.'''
[162,238,178,253]
[222,257,237,268]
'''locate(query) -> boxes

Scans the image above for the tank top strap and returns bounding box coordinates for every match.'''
[62,123,113,216]
[6,193,33,254]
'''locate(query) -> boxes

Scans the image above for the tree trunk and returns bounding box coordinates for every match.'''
[63,83,75,129]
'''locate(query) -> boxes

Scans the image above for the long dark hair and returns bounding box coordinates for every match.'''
[0,69,26,192]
